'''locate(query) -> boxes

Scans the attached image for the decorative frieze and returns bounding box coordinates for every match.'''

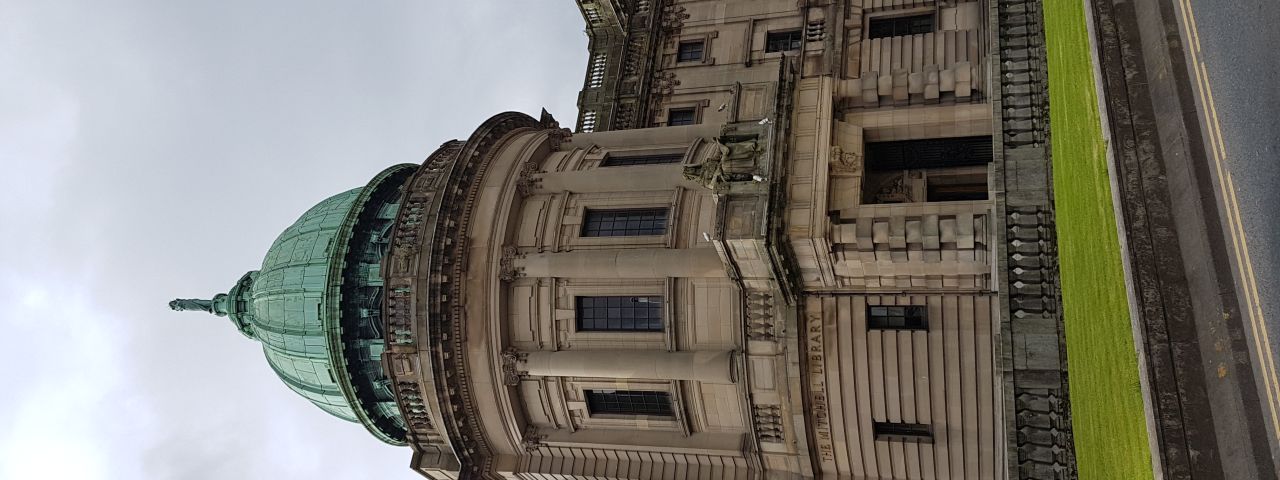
[382,112,546,477]
[829,145,863,176]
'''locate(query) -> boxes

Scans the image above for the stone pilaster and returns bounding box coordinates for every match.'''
[515,248,728,279]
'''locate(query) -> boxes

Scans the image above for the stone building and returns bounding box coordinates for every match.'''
[173,0,1073,478]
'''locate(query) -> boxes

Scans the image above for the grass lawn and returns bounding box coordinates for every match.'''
[1042,0,1155,478]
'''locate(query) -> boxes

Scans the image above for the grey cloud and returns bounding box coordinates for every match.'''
[0,1,585,478]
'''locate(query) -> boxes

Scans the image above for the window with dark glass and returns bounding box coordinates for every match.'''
[865,136,993,172]
[867,13,935,39]
[873,421,933,441]
[576,296,664,332]
[581,208,669,237]
[926,173,989,202]
[667,107,697,126]
[765,30,803,52]
[867,305,928,330]
[677,40,705,62]
[585,390,674,416]
[600,153,684,167]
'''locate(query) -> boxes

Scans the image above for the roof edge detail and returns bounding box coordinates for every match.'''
[323,163,420,446]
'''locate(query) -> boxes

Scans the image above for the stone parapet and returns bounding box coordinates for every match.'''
[988,0,1079,477]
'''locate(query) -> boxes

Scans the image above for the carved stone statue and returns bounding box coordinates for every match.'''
[683,136,762,191]
[169,298,215,313]
[168,293,229,316]
[717,137,760,173]
[683,155,726,191]
[873,173,914,203]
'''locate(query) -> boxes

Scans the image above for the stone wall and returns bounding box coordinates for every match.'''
[387,0,1065,477]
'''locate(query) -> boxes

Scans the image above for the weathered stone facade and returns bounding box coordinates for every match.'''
[177,1,1076,478]
[383,1,1074,478]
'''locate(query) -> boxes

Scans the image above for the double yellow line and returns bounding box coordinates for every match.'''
[1175,0,1280,439]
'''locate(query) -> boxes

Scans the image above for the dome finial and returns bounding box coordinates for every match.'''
[168,296,228,316]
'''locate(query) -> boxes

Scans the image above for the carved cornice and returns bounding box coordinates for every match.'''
[383,112,544,478]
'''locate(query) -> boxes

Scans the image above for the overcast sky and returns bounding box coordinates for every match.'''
[0,1,585,478]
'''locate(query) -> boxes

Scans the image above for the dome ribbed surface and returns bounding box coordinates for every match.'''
[251,189,363,421]
[187,164,417,445]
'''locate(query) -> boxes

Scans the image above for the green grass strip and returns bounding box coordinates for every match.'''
[1042,0,1155,478]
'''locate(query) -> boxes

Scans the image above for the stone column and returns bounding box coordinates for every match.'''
[521,350,734,383]
[516,248,728,279]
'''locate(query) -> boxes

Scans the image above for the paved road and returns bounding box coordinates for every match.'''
[1181,0,1280,453]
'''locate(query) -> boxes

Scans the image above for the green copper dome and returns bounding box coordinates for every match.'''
[253,187,365,420]
[171,164,419,445]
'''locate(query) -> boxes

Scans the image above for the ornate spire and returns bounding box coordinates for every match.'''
[168,294,229,316]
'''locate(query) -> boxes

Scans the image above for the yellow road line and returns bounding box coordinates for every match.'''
[1192,11,1280,430]
[1194,55,1280,438]
[1178,0,1280,439]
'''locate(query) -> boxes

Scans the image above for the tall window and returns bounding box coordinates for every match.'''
[865,137,993,171]
[581,208,669,237]
[585,390,674,417]
[867,305,928,330]
[667,107,697,126]
[677,40,705,63]
[600,153,684,167]
[765,30,803,52]
[867,14,935,39]
[873,421,933,441]
[576,296,664,332]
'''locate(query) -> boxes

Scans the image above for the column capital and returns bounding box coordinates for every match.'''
[500,347,528,386]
